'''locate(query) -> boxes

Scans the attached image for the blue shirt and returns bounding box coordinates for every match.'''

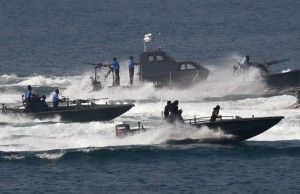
[53,93,59,103]
[243,59,251,65]
[25,89,31,99]
[128,60,137,68]
[112,61,120,70]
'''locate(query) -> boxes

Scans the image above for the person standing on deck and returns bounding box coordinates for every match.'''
[112,57,120,86]
[164,101,172,120]
[128,56,139,85]
[53,89,65,110]
[242,55,252,72]
[24,85,37,110]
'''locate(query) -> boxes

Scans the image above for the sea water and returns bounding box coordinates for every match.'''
[1,0,300,193]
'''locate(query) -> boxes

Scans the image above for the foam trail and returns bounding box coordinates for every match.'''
[1,95,299,152]
[0,60,273,104]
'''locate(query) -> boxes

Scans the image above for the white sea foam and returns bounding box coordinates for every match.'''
[0,61,269,102]
[0,94,299,152]
[1,66,299,152]
[36,152,65,160]
[2,155,25,160]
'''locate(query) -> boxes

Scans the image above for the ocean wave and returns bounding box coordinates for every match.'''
[1,141,300,162]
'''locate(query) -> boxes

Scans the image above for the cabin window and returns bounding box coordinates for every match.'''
[186,63,196,70]
[180,63,197,70]
[156,54,164,61]
[148,55,155,61]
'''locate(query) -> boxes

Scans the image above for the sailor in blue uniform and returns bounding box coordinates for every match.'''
[112,57,120,86]
[24,85,34,110]
[25,85,32,100]
[53,89,64,110]
[128,56,139,85]
[242,55,252,72]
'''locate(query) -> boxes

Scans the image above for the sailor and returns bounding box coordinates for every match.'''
[112,57,120,86]
[53,89,65,110]
[128,56,139,85]
[24,85,36,110]
[210,105,222,122]
[164,101,172,119]
[169,100,179,123]
[242,55,252,72]
[40,95,48,110]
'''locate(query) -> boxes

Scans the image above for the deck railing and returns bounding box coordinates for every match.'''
[183,116,235,125]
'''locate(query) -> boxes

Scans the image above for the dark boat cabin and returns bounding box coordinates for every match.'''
[139,50,209,86]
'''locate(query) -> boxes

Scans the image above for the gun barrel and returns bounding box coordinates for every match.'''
[82,62,103,66]
[267,59,289,66]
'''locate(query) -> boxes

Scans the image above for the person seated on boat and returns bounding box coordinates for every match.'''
[111,57,120,86]
[210,105,222,122]
[128,56,139,85]
[177,109,184,122]
[164,101,172,120]
[52,89,65,110]
[24,85,38,110]
[241,55,252,72]
[40,95,48,110]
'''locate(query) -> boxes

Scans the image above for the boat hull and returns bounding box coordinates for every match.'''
[117,116,284,143]
[264,70,300,89]
[191,116,284,142]
[3,104,134,122]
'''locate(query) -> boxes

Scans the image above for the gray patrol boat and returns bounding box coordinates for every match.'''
[115,115,284,143]
[88,33,210,89]
[1,96,134,122]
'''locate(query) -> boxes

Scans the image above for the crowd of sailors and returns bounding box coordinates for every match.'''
[24,85,65,111]
[163,100,183,123]
[107,56,139,86]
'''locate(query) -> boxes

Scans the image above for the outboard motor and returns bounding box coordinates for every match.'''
[115,124,131,137]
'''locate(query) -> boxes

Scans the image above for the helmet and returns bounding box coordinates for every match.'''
[129,56,134,60]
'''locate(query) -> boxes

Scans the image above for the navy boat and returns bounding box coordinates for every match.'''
[115,115,284,143]
[252,59,300,89]
[87,33,210,89]
[1,97,134,122]
[182,115,284,142]
[236,58,300,89]
[264,69,300,89]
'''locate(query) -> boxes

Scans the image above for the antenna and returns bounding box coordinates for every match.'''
[158,32,162,50]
